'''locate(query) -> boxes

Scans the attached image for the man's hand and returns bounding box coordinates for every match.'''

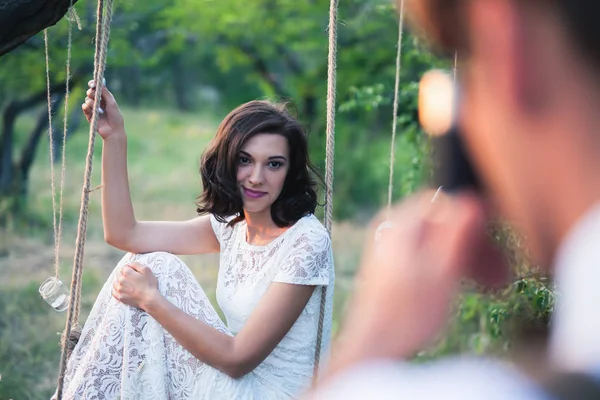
[329,190,507,371]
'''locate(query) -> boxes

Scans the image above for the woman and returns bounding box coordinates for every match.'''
[60,80,334,399]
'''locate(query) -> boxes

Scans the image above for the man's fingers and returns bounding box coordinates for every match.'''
[417,192,488,283]
[367,191,436,243]
[439,193,486,267]
[471,236,510,288]
[361,189,499,284]
[427,192,510,287]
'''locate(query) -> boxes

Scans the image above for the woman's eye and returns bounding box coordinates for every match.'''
[268,161,282,169]
[239,156,251,165]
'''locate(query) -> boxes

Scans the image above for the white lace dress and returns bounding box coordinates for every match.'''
[60,214,335,399]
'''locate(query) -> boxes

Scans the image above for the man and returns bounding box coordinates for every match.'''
[308,0,600,397]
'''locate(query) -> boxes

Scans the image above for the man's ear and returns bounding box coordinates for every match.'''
[469,0,548,112]
[467,0,548,114]
[511,4,553,113]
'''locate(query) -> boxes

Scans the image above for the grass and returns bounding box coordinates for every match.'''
[0,106,367,399]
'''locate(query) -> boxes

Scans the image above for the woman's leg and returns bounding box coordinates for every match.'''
[61,252,230,400]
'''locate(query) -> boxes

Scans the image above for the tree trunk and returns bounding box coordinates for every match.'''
[119,66,142,106]
[237,41,291,99]
[18,94,64,198]
[0,0,80,57]
[52,102,82,162]
[302,92,318,129]
[172,55,192,111]
[0,103,16,193]
[0,77,78,197]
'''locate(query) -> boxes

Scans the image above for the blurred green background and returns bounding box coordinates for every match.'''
[0,0,553,398]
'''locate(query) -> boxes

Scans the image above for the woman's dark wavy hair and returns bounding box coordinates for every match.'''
[196,100,322,227]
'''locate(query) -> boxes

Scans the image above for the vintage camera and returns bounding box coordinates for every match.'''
[418,70,480,192]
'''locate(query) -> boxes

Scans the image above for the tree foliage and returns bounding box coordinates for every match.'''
[0,0,451,219]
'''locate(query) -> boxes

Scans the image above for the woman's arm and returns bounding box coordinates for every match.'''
[148,281,315,378]
[115,263,315,378]
[114,225,331,377]
[83,82,220,255]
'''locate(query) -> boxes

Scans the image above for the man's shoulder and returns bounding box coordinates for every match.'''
[311,358,547,400]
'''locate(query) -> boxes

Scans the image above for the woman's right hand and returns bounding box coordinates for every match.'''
[82,79,125,140]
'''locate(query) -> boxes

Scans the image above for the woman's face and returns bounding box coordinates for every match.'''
[236,133,290,216]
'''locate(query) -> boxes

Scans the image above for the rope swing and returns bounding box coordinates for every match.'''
[314,0,340,382]
[52,0,114,396]
[387,0,405,213]
[42,0,340,395]
[375,0,405,242]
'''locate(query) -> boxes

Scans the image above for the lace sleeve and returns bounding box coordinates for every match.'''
[273,227,332,286]
[210,214,233,245]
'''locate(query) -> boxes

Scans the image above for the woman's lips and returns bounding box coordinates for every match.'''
[243,187,267,199]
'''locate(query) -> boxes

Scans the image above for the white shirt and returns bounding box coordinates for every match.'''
[550,202,600,372]
[309,203,600,399]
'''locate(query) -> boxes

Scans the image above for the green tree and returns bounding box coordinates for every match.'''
[162,0,450,216]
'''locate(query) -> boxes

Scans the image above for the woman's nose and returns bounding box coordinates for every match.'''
[248,166,264,185]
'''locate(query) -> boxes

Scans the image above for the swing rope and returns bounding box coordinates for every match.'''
[314,0,339,382]
[57,3,76,278]
[56,0,114,396]
[386,0,405,213]
[43,29,63,279]
[322,0,338,235]
[46,3,75,282]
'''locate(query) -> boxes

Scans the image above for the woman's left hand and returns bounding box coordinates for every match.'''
[112,262,159,311]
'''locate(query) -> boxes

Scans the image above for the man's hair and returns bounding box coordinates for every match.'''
[406,0,600,70]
